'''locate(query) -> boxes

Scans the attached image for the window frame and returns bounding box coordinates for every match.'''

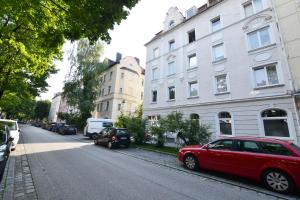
[167,61,176,76]
[168,86,176,101]
[187,29,196,44]
[247,26,272,51]
[243,0,264,18]
[212,43,225,62]
[211,16,221,32]
[188,53,197,69]
[214,74,229,94]
[152,90,158,103]
[169,40,175,52]
[151,67,159,81]
[217,112,234,136]
[153,48,159,58]
[188,81,198,98]
[252,63,280,88]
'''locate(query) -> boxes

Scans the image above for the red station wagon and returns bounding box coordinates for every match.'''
[178,137,300,194]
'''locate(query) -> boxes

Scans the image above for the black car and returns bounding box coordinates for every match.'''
[49,123,65,132]
[94,128,130,149]
[0,125,13,181]
[58,125,77,135]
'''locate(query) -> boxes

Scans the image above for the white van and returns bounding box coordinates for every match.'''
[83,118,113,139]
[0,119,20,150]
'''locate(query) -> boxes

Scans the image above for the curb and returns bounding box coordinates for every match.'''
[0,155,15,200]
[134,146,177,157]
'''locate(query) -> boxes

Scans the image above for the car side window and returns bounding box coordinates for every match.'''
[209,140,234,151]
[237,141,260,153]
[260,142,292,156]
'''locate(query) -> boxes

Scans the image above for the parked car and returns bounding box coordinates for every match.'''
[0,124,13,181]
[178,137,300,194]
[94,128,130,149]
[84,118,113,139]
[58,125,77,135]
[0,119,20,151]
[49,122,65,132]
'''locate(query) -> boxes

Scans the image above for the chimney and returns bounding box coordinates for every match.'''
[116,52,122,62]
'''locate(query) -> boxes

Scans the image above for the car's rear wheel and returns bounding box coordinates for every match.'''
[108,141,113,149]
[263,170,294,194]
[91,134,97,140]
[94,139,98,145]
[184,154,198,170]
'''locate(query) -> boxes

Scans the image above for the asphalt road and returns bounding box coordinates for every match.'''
[21,125,289,200]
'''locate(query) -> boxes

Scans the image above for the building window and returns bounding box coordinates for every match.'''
[261,109,290,137]
[103,74,106,82]
[121,72,124,79]
[244,0,263,17]
[218,112,233,135]
[168,61,176,75]
[247,27,271,50]
[188,54,197,69]
[100,103,103,112]
[168,86,175,100]
[169,40,175,51]
[106,101,109,111]
[186,8,195,19]
[108,86,111,94]
[253,64,279,87]
[119,88,123,94]
[215,74,228,93]
[109,71,113,80]
[188,29,196,43]
[190,113,199,120]
[211,16,221,32]
[152,67,159,80]
[118,104,121,111]
[212,43,225,61]
[97,104,100,112]
[188,81,198,97]
[102,88,105,96]
[169,20,175,28]
[141,92,143,100]
[153,48,159,58]
[152,90,157,103]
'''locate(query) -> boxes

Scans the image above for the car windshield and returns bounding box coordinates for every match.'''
[116,129,128,136]
[0,121,17,131]
[291,143,300,153]
[103,122,113,128]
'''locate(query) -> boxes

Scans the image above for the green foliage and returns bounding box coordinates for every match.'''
[182,119,211,145]
[62,39,105,128]
[0,0,139,100]
[57,112,82,127]
[115,112,127,128]
[0,91,35,119]
[159,111,186,133]
[149,125,165,147]
[34,100,51,120]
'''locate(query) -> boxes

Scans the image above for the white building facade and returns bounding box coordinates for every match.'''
[48,92,73,122]
[144,0,300,143]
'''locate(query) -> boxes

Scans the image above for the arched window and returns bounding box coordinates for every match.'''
[169,20,175,28]
[190,113,199,120]
[218,112,232,135]
[261,109,290,137]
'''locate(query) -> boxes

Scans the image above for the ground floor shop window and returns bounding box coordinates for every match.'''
[261,109,290,137]
[218,112,232,135]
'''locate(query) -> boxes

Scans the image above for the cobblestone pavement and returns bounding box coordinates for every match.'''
[0,138,38,200]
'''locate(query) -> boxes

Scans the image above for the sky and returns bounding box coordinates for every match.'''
[39,0,207,100]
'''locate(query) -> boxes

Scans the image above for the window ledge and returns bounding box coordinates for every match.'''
[150,102,157,104]
[254,84,284,90]
[212,58,227,65]
[167,99,176,102]
[214,91,230,96]
[187,66,198,72]
[248,43,277,54]
[187,96,199,99]
[167,74,176,78]
[151,79,159,82]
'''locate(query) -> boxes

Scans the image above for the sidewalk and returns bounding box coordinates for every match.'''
[0,139,38,200]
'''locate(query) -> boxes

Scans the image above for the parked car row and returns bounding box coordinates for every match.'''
[178,137,300,194]
[43,122,77,135]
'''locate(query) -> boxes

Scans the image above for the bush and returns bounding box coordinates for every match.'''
[182,119,211,145]
[150,125,165,147]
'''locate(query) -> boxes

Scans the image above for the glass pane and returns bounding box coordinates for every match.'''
[0,121,17,130]
[213,44,224,60]
[168,62,175,75]
[240,141,260,153]
[266,65,279,85]
[152,91,157,102]
[244,3,253,17]
[169,41,175,51]
[260,142,291,156]
[291,143,300,153]
[253,0,263,12]
[189,82,198,97]
[248,31,259,50]
[219,119,232,135]
[189,55,197,68]
[219,112,231,118]
[212,18,221,32]
[169,87,175,100]
[263,119,290,137]
[152,68,158,80]
[216,75,227,93]
[254,68,267,86]
[210,140,234,150]
[261,109,287,117]
[188,31,196,43]
[259,28,271,47]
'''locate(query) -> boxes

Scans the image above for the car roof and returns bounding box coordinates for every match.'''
[220,136,292,145]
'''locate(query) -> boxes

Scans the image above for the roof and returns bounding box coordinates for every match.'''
[145,0,224,46]
[220,136,292,144]
[0,119,17,123]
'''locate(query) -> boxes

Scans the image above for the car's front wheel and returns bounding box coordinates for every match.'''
[184,154,198,170]
[263,170,294,194]
[91,134,97,140]
[94,139,98,145]
[108,141,113,149]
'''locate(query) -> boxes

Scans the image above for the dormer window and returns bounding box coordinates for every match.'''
[169,20,175,28]
[186,8,195,19]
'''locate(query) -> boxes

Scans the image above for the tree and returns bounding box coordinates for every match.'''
[182,119,211,145]
[0,0,139,100]
[34,100,51,120]
[62,39,105,128]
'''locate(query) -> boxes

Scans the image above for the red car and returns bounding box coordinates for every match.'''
[178,137,300,194]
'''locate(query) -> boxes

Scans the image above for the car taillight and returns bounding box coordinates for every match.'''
[112,136,116,141]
